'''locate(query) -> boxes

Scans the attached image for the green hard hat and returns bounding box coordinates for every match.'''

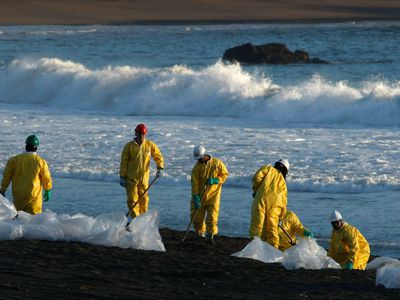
[25,135,39,146]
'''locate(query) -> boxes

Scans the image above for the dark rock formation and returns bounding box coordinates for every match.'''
[223,43,328,64]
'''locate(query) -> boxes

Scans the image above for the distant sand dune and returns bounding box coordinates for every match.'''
[1,0,400,25]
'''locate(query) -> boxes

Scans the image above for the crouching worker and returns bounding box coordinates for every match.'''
[0,135,52,215]
[279,209,314,252]
[328,210,370,270]
[191,145,228,242]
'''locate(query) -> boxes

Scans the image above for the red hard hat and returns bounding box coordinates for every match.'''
[135,124,147,134]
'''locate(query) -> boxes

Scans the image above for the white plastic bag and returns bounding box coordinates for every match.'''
[282,238,340,270]
[376,264,400,288]
[231,237,284,263]
[0,194,17,221]
[367,257,400,270]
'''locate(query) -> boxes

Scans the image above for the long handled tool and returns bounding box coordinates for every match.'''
[182,185,210,242]
[279,223,296,246]
[125,174,160,226]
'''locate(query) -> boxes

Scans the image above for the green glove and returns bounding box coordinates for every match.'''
[44,190,52,202]
[303,229,314,238]
[207,178,219,185]
[343,261,353,270]
[193,195,201,209]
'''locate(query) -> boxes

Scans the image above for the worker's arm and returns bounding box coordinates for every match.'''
[252,165,269,193]
[343,227,359,267]
[0,158,15,194]
[216,160,229,184]
[40,159,52,191]
[119,143,130,178]
[150,141,164,170]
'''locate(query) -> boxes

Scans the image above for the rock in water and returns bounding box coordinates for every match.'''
[223,43,328,64]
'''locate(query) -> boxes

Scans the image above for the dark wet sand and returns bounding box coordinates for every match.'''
[1,0,400,25]
[0,228,397,299]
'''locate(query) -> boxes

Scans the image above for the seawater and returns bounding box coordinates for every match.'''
[0,23,399,257]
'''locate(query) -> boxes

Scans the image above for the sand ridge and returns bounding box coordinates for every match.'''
[0,228,396,299]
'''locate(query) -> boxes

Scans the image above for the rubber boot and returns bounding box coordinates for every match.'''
[205,233,215,245]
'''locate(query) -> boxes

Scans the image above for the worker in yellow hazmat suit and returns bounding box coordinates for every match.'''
[278,209,314,251]
[119,124,164,219]
[249,159,290,248]
[0,135,52,215]
[191,145,228,241]
[328,210,370,270]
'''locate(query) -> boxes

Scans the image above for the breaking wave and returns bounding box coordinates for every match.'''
[1,57,400,126]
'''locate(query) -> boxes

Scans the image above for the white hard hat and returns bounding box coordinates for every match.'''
[277,159,290,171]
[193,145,206,160]
[330,210,343,222]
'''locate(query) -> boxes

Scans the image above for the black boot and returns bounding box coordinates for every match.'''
[205,233,216,245]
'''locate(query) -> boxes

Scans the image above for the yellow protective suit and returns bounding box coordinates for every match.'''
[0,152,52,214]
[190,156,228,236]
[328,222,370,270]
[279,210,307,252]
[120,139,164,218]
[249,165,287,248]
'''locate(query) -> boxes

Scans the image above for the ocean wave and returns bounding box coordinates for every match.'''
[1,57,400,126]
[48,171,400,194]
[25,29,98,36]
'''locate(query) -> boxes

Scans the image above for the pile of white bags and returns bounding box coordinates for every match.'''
[232,237,340,270]
[0,194,165,251]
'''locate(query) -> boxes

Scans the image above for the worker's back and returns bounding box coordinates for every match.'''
[1,152,52,214]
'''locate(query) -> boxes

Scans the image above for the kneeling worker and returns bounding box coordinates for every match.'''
[328,210,370,270]
[0,135,52,214]
[279,209,313,252]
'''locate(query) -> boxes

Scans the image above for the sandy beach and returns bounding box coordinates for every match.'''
[1,0,400,25]
[0,228,396,299]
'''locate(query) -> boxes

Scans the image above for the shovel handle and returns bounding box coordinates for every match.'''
[125,174,160,218]
[279,223,295,246]
[182,185,210,242]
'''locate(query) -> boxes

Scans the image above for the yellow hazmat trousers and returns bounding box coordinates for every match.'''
[279,210,307,252]
[0,153,52,214]
[328,222,370,270]
[120,139,164,218]
[191,157,228,236]
[249,165,287,248]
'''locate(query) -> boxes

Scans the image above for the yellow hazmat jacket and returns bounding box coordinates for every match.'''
[279,210,306,251]
[0,152,52,214]
[191,156,229,205]
[328,222,370,270]
[252,165,287,215]
[119,139,164,184]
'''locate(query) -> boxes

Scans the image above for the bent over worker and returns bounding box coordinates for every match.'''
[328,210,370,270]
[191,145,228,241]
[0,135,52,215]
[119,124,164,219]
[249,158,290,248]
[279,209,313,251]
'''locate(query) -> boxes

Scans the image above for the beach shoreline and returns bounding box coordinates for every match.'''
[0,228,397,299]
[1,0,400,25]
